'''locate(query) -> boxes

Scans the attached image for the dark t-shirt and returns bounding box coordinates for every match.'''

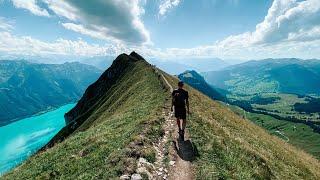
[172,88,189,108]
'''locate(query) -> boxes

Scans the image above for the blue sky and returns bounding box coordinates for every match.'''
[0,0,319,62]
[144,0,273,48]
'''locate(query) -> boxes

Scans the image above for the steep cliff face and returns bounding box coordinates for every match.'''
[65,52,143,126]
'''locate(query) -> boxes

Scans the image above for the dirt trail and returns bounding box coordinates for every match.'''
[152,73,194,180]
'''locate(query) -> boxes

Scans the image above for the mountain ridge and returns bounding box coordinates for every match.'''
[65,52,145,127]
[203,58,320,95]
[178,70,225,101]
[4,53,320,179]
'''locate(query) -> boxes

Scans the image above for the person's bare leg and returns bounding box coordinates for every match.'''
[178,119,185,141]
[182,119,186,131]
[176,119,181,130]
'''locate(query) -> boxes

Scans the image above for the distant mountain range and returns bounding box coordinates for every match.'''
[203,58,320,96]
[3,55,115,71]
[78,56,114,70]
[148,57,229,75]
[178,70,225,101]
[0,60,102,126]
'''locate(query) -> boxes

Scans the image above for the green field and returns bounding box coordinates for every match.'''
[230,105,320,159]
[228,93,320,122]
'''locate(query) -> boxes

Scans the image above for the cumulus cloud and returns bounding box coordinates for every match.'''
[0,26,153,61]
[61,23,112,41]
[11,0,50,17]
[0,31,126,57]
[3,0,320,61]
[160,0,320,60]
[220,0,320,46]
[43,0,151,44]
[252,0,320,44]
[159,0,181,16]
[42,0,78,21]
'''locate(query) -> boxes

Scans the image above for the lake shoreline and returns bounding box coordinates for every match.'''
[0,101,78,128]
[0,103,76,176]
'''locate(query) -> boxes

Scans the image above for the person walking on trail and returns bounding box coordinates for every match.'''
[171,81,190,141]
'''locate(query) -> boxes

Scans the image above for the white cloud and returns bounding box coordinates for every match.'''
[157,39,320,60]
[202,0,320,49]
[251,0,320,44]
[159,0,181,16]
[11,0,50,17]
[61,23,114,42]
[42,0,78,21]
[3,0,320,61]
[0,26,319,62]
[0,17,14,31]
[43,0,150,44]
[0,26,153,61]
[0,31,125,58]
[288,26,320,42]
[155,0,320,60]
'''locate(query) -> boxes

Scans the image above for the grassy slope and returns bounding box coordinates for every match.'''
[3,60,167,179]
[4,58,320,179]
[230,105,320,159]
[164,74,320,179]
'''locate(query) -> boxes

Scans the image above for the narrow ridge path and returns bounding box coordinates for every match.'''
[275,130,290,142]
[153,72,194,180]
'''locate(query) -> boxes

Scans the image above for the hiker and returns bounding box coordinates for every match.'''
[171,81,190,141]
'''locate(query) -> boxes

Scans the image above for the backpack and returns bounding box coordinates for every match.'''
[173,91,185,107]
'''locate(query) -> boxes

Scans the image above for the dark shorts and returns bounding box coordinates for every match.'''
[175,107,186,119]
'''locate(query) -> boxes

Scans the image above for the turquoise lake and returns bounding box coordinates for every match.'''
[0,103,76,175]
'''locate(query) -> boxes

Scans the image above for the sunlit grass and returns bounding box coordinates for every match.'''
[3,60,167,179]
[164,73,320,179]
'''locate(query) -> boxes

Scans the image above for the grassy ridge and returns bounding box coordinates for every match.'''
[4,55,320,179]
[164,74,320,179]
[3,60,167,179]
